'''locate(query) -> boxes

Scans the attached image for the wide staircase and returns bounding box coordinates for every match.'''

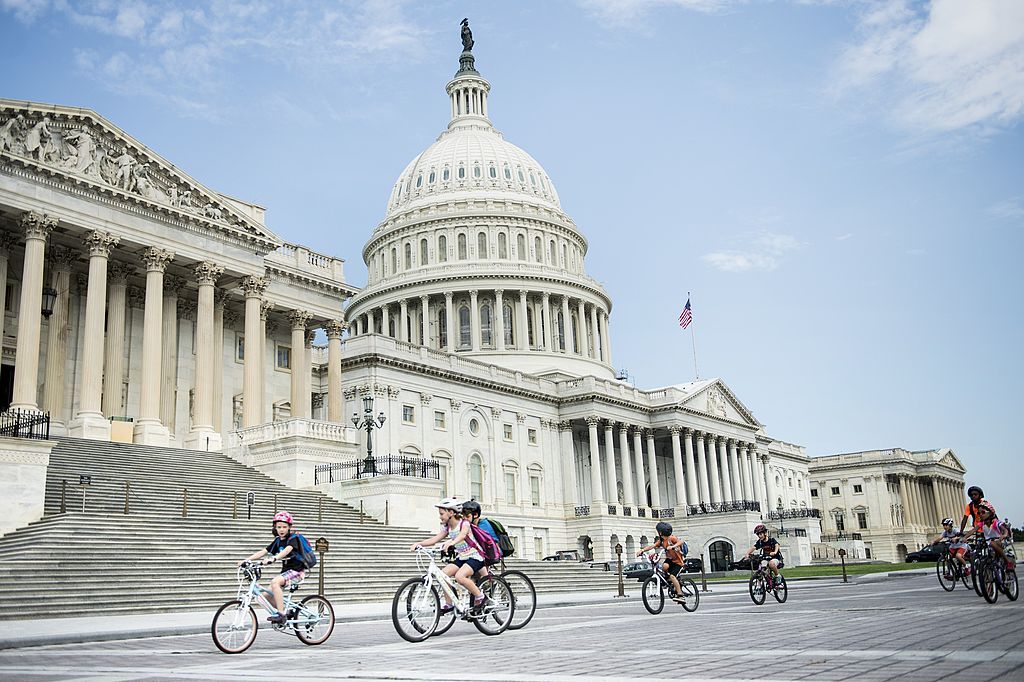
[0,438,619,619]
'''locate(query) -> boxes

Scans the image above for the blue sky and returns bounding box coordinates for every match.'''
[2,1,1022,521]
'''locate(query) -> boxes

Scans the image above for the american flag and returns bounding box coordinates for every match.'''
[678,298,692,329]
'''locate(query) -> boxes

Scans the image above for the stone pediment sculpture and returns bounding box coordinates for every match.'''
[679,379,761,427]
[935,448,966,473]
[0,99,281,252]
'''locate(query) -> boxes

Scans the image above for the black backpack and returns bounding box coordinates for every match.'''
[484,518,516,558]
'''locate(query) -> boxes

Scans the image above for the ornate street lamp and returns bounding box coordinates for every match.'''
[41,285,57,319]
[777,502,786,535]
[351,395,386,476]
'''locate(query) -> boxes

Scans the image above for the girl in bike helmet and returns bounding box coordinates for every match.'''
[963,502,1014,570]
[238,511,306,624]
[743,523,784,577]
[410,498,488,613]
[637,521,687,601]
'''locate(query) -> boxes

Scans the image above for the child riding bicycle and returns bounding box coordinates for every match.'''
[410,497,488,614]
[931,518,971,580]
[237,511,307,624]
[743,523,784,578]
[637,521,687,602]
[962,502,1015,571]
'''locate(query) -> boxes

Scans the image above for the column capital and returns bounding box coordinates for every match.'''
[668,424,682,435]
[541,291,550,301]
[127,286,145,309]
[141,247,174,273]
[305,329,316,347]
[213,288,228,307]
[325,319,345,339]
[516,412,527,423]
[163,274,186,295]
[83,230,120,258]
[585,416,600,428]
[288,309,313,330]
[727,437,736,445]
[260,300,274,320]
[0,230,17,253]
[694,430,706,441]
[494,289,504,297]
[194,261,225,286]
[490,407,502,420]
[518,289,528,298]
[223,308,240,327]
[469,289,479,298]
[239,275,268,298]
[109,261,134,284]
[444,291,454,301]
[683,427,693,436]
[558,419,572,431]
[616,421,630,433]
[48,245,76,273]
[177,299,197,321]
[450,399,462,412]
[20,211,57,240]
[420,392,433,405]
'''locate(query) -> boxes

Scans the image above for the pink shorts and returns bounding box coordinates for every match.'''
[279,569,306,585]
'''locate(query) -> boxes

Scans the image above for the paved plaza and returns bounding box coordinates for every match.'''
[0,573,1021,681]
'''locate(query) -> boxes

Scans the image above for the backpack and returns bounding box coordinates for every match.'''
[681,541,689,558]
[292,533,318,570]
[483,518,516,558]
[465,522,502,566]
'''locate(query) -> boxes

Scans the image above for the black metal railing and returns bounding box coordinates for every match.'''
[820,532,862,542]
[574,505,590,517]
[658,508,675,518]
[623,506,632,517]
[686,500,761,515]
[0,409,50,439]
[607,505,617,515]
[768,508,821,520]
[638,508,647,518]
[314,455,440,484]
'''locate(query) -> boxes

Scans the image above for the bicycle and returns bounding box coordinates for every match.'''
[433,557,537,636]
[748,553,788,605]
[968,535,993,597]
[978,544,1019,605]
[392,547,515,642]
[935,543,973,592]
[639,550,699,615]
[211,561,335,654]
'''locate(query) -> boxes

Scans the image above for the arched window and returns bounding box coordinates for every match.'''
[415,174,422,188]
[404,242,412,269]
[428,170,436,184]
[503,164,512,180]
[473,164,481,178]
[442,167,450,181]
[469,454,483,501]
[498,233,508,259]
[420,238,428,265]
[438,308,448,349]
[458,305,471,348]
[534,236,542,263]
[480,303,492,347]
[438,235,447,262]
[457,165,466,180]
[503,304,514,346]
[561,244,567,267]
[549,239,557,263]
[457,233,467,260]
[557,311,565,351]
[526,308,535,347]
[477,231,488,258]
[517,234,526,261]
[489,165,497,179]
[390,247,397,274]
[504,461,519,504]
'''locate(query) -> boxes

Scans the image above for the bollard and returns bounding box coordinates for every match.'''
[385,500,389,526]
[615,543,626,598]
[182,488,189,518]
[316,537,329,596]
[232,492,238,520]
[700,552,708,592]
[839,548,848,583]
[360,500,364,524]
[60,480,67,514]
[124,482,130,515]
[318,496,323,524]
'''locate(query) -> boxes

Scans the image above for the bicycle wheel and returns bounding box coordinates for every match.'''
[473,576,514,636]
[211,600,258,654]
[641,576,665,614]
[678,578,700,612]
[981,563,999,604]
[773,574,788,603]
[936,557,956,592]
[973,556,985,597]
[960,561,972,589]
[500,570,537,630]
[392,577,440,643]
[295,595,335,646]
[431,603,457,637]
[749,574,766,605]
[1004,569,1018,601]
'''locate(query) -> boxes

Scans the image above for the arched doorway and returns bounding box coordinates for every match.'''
[896,544,908,563]
[625,535,636,558]
[708,540,734,572]
[578,535,594,561]
[609,534,620,564]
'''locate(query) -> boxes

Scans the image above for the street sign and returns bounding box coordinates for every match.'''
[79,475,91,485]
[316,537,330,553]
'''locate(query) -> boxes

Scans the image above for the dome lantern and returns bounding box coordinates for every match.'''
[447,19,490,128]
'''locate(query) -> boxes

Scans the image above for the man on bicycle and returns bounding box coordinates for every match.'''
[931,518,970,580]
[637,521,687,602]
[743,524,784,580]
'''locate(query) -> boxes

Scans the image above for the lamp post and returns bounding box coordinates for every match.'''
[351,395,386,476]
[777,503,785,535]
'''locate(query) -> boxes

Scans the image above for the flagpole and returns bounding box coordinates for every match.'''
[689,292,699,380]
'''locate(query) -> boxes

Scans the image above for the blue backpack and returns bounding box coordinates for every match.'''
[290,534,317,569]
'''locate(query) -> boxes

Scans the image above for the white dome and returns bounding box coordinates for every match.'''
[384,125,561,219]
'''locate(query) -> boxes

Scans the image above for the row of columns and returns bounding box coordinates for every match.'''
[350,290,612,364]
[897,474,964,528]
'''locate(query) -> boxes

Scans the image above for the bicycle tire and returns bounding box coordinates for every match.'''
[473,575,514,636]
[392,577,440,642]
[960,562,972,590]
[972,555,985,597]
[295,595,335,646]
[641,576,665,614]
[431,595,457,637]
[678,578,700,612]
[500,570,537,630]
[773,575,788,603]
[749,574,766,606]
[211,600,258,654]
[981,563,999,604]
[1004,568,1018,601]
[936,557,955,592]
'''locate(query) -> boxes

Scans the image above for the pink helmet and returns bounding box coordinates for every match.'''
[273,511,294,526]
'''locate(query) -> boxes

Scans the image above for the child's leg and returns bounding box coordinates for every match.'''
[769,558,780,576]
[664,563,681,593]
[270,575,286,612]
[441,564,459,606]
[455,564,482,598]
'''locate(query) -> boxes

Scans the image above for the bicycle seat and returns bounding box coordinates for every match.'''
[287,578,304,593]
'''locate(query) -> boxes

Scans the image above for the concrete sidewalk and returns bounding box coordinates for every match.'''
[0,570,930,650]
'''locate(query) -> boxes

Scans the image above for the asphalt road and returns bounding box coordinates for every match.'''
[1,573,1021,681]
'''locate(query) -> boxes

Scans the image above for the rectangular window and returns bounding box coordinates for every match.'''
[505,471,517,504]
[534,537,544,562]
[4,283,13,313]
[275,344,291,370]
[810,489,819,498]
[528,428,537,445]
[853,484,863,494]
[235,333,245,362]
[503,423,513,441]
[830,486,840,496]
[835,515,845,532]
[857,512,868,529]
[433,410,446,430]
[402,405,415,423]
[530,475,541,507]
[438,463,448,497]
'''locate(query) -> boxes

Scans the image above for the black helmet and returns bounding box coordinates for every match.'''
[967,486,984,498]
[461,499,482,517]
[656,521,672,536]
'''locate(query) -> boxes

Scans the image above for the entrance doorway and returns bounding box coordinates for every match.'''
[708,540,734,572]
[0,364,13,412]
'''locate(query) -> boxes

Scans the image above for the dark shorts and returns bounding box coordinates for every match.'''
[665,561,684,577]
[455,557,485,573]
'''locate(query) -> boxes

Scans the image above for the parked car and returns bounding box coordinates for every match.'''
[682,557,703,573]
[590,560,617,571]
[906,544,945,563]
[727,555,755,571]
[542,550,583,562]
[625,557,703,581]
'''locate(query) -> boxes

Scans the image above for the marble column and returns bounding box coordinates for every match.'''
[542,292,553,352]
[518,290,529,350]
[586,417,604,506]
[750,446,766,511]
[600,309,612,365]
[183,262,223,450]
[303,329,315,418]
[603,421,618,505]
[399,298,409,343]
[240,276,267,428]
[444,292,454,350]
[706,433,723,504]
[694,431,711,504]
[288,311,311,418]
[326,320,344,422]
[589,303,599,360]
[260,303,275,422]
[469,290,480,351]
[669,426,687,511]
[494,290,505,351]
[158,275,184,435]
[101,262,132,419]
[646,430,661,509]
[739,442,754,501]
[419,295,429,347]
[576,299,586,355]
[379,303,389,338]
[69,230,120,439]
[212,293,227,432]
[0,232,15,345]
[718,436,734,501]
[560,296,571,353]
[682,428,699,505]
[11,211,56,411]
[929,478,943,522]
[631,427,647,508]
[764,454,778,511]
[558,422,578,508]
[40,247,74,429]
[133,248,174,444]
[728,439,743,500]
[618,423,635,506]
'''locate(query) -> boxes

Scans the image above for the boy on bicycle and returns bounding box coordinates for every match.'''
[931,518,970,579]
[637,521,687,602]
[743,524,784,579]
[237,511,306,624]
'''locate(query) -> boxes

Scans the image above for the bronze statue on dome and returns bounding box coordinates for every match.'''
[461,18,474,52]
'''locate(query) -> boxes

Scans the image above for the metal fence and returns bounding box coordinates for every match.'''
[768,508,821,519]
[0,409,51,439]
[686,500,761,515]
[314,455,440,484]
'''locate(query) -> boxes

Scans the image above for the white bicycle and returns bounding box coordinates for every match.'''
[391,547,515,642]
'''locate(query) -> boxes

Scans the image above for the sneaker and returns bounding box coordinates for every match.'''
[267,613,286,624]
[943,573,954,581]
[965,566,973,576]
[440,603,454,615]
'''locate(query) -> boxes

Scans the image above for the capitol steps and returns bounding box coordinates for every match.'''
[0,437,619,619]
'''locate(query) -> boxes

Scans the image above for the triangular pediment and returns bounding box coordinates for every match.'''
[0,100,282,252]
[934,448,966,473]
[678,379,761,428]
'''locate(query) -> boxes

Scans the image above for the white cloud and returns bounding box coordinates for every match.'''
[702,229,806,272]
[577,0,740,24]
[836,233,854,241]
[832,0,1024,134]
[0,0,50,23]
[987,197,1024,222]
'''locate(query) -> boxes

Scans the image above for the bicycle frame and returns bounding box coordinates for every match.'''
[414,548,476,617]
[234,564,323,631]
[646,551,677,594]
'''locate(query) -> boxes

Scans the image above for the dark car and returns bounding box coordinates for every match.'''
[682,557,703,573]
[906,544,945,563]
[727,555,755,571]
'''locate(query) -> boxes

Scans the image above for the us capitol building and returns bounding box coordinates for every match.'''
[0,28,966,567]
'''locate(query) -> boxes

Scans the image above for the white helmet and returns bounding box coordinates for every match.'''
[435,497,462,512]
